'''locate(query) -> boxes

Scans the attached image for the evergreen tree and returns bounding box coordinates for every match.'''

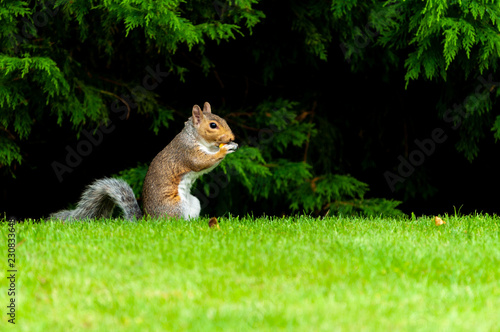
[2,0,500,218]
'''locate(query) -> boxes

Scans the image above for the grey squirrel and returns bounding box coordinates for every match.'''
[51,102,238,221]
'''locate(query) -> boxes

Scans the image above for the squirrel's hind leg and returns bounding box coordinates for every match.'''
[182,194,201,220]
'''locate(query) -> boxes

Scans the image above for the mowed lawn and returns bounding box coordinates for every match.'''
[2,214,500,331]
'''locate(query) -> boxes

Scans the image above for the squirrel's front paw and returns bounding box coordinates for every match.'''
[220,142,238,154]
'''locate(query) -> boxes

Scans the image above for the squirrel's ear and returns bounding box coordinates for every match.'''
[203,102,212,114]
[192,105,203,126]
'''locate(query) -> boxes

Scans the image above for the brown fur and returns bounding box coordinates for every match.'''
[142,102,236,218]
[50,102,236,221]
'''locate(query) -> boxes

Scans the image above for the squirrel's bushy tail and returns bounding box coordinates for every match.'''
[51,178,142,221]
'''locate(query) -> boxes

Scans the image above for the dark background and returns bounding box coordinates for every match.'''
[1,2,499,219]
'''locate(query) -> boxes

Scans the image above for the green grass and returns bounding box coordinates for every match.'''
[2,215,500,331]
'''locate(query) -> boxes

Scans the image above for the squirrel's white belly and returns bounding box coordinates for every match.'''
[178,164,220,220]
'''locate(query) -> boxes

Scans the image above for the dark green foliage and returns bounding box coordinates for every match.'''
[217,99,402,216]
[2,0,500,217]
[114,162,148,198]
[116,98,402,216]
[0,0,263,170]
[308,0,500,163]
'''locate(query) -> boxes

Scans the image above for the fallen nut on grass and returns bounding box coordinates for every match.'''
[209,217,220,229]
[434,216,446,226]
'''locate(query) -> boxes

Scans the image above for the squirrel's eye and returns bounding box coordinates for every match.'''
[209,122,217,129]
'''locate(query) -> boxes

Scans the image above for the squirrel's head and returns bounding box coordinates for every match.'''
[190,102,235,147]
